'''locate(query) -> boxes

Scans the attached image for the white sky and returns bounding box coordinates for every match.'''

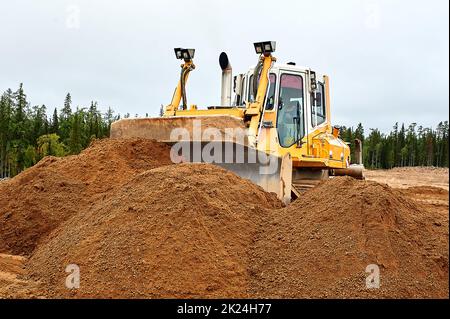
[0,0,448,132]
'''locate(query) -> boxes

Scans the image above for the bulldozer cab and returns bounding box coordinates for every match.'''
[235,65,328,149]
[234,63,329,156]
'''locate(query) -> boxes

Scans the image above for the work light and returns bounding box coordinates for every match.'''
[174,48,183,59]
[181,48,195,60]
[174,48,195,60]
[254,42,263,54]
[263,41,276,52]
[253,41,276,54]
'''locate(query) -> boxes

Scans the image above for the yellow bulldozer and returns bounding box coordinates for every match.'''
[111,41,364,204]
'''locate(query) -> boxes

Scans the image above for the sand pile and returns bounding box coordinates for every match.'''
[1,137,447,299]
[25,164,281,298]
[0,138,173,255]
[249,177,449,298]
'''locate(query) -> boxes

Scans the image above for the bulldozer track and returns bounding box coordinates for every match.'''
[292,179,323,197]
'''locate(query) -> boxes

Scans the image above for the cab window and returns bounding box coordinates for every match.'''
[248,75,254,102]
[241,76,247,105]
[248,73,276,109]
[276,74,305,148]
[311,82,326,126]
[265,74,276,110]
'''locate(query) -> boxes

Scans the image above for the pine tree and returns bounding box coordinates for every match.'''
[87,101,100,139]
[104,107,115,136]
[392,122,399,165]
[30,104,48,143]
[63,93,72,117]
[13,83,27,127]
[0,94,11,177]
[51,108,59,135]
[69,109,82,154]
[398,124,406,166]
[59,93,73,143]
[0,90,14,177]
[12,83,30,173]
[354,123,364,142]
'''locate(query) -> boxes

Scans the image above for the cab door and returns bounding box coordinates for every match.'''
[276,70,307,148]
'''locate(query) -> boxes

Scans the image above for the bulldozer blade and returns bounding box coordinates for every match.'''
[110,117,292,204]
[168,141,292,204]
[110,116,248,144]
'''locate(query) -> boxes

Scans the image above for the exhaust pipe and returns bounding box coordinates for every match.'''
[219,52,232,106]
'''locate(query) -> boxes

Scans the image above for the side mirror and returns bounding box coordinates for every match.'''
[313,92,322,107]
[310,71,317,91]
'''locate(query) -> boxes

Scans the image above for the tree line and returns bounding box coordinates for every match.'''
[0,83,448,177]
[341,121,449,169]
[0,84,119,178]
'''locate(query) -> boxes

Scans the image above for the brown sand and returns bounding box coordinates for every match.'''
[0,138,173,255]
[25,164,281,298]
[365,167,449,190]
[0,139,448,299]
[249,177,449,298]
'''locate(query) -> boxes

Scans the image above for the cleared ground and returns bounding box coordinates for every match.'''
[365,167,449,190]
[366,167,449,218]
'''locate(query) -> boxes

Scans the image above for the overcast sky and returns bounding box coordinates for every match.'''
[0,0,448,132]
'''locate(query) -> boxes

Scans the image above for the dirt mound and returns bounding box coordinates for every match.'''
[249,177,449,298]
[0,138,173,255]
[1,138,447,299]
[25,163,282,298]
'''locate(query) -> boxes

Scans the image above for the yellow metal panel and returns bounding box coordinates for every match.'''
[168,108,245,118]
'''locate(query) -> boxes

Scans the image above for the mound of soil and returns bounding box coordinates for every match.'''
[0,138,173,255]
[25,164,282,298]
[249,177,449,298]
[1,137,447,299]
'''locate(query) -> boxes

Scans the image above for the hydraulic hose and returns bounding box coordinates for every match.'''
[252,58,264,101]
[180,67,187,109]
[180,63,195,110]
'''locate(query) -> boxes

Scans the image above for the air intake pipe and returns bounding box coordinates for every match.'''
[219,52,232,106]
